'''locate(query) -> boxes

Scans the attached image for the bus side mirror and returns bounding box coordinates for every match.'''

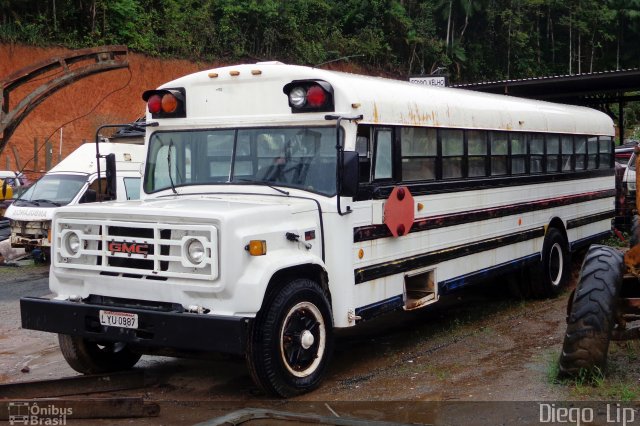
[105,153,117,199]
[339,151,359,197]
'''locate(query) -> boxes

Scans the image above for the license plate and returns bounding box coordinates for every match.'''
[99,310,138,329]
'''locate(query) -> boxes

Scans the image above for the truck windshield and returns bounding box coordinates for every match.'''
[14,174,87,207]
[145,127,338,196]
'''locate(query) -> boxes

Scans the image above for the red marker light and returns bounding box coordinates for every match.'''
[306,85,326,107]
[148,95,162,114]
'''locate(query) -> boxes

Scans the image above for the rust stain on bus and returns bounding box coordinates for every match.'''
[406,103,439,126]
[373,102,380,123]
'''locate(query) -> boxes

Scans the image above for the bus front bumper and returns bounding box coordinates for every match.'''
[20,297,250,355]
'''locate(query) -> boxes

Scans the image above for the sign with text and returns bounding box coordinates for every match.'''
[409,76,447,87]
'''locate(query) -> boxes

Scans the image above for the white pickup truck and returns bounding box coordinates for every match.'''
[5,141,144,260]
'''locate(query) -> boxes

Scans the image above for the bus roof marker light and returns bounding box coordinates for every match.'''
[208,72,219,78]
[148,95,162,114]
[161,94,178,113]
[306,85,326,107]
[251,70,262,75]
[230,70,240,76]
[283,79,335,113]
[289,87,307,108]
[142,88,186,118]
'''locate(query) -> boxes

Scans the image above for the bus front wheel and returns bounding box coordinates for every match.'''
[246,278,334,397]
[58,334,141,374]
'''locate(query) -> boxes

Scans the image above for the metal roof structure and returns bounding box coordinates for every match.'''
[453,69,640,141]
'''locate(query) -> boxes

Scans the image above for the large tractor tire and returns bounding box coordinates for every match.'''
[558,245,624,378]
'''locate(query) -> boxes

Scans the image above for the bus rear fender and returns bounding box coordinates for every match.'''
[546,217,568,250]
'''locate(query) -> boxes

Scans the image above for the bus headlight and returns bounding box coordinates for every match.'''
[65,232,81,255]
[186,238,206,264]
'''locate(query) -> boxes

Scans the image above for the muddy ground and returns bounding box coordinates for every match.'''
[2,251,640,425]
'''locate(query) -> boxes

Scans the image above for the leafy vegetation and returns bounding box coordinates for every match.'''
[2,0,640,83]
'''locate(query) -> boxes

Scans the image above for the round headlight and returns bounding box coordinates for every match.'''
[288,86,307,108]
[66,232,81,255]
[186,239,205,264]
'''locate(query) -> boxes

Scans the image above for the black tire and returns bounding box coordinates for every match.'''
[558,245,624,378]
[246,278,334,397]
[631,215,640,247]
[58,334,141,374]
[530,227,571,298]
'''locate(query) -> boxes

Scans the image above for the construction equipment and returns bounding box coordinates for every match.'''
[0,45,128,156]
[559,145,640,377]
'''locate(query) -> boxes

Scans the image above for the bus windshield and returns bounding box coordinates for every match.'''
[145,127,338,196]
[14,174,87,207]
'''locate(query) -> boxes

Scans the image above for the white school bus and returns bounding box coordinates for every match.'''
[21,63,615,397]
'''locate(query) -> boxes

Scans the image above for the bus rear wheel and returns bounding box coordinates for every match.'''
[531,227,570,298]
[246,278,334,397]
[58,334,141,374]
[558,245,624,378]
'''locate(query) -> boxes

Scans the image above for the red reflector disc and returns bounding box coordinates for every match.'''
[306,85,326,107]
[161,94,178,113]
[148,95,162,114]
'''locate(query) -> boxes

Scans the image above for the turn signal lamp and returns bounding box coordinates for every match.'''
[283,80,334,113]
[246,240,267,256]
[142,88,186,118]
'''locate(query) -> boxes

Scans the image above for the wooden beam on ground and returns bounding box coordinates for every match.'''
[0,370,152,398]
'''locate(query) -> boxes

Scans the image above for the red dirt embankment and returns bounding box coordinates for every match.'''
[0,43,219,176]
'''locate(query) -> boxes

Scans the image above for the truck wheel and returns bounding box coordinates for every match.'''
[246,278,334,397]
[558,245,624,378]
[531,227,570,298]
[58,334,141,374]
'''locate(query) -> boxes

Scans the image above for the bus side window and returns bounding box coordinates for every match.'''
[356,135,370,183]
[373,128,393,180]
[124,177,141,200]
[441,129,464,179]
[401,127,436,181]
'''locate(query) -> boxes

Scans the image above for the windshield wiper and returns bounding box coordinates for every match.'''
[235,179,289,196]
[31,199,61,206]
[167,139,178,195]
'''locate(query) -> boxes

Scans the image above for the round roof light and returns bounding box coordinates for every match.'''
[148,94,162,114]
[306,85,326,107]
[289,87,307,108]
[161,93,178,113]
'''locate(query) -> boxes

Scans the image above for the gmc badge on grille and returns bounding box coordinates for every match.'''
[108,241,150,255]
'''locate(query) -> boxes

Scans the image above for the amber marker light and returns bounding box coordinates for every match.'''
[246,240,267,256]
[161,94,178,113]
[230,70,240,76]
[358,248,364,259]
